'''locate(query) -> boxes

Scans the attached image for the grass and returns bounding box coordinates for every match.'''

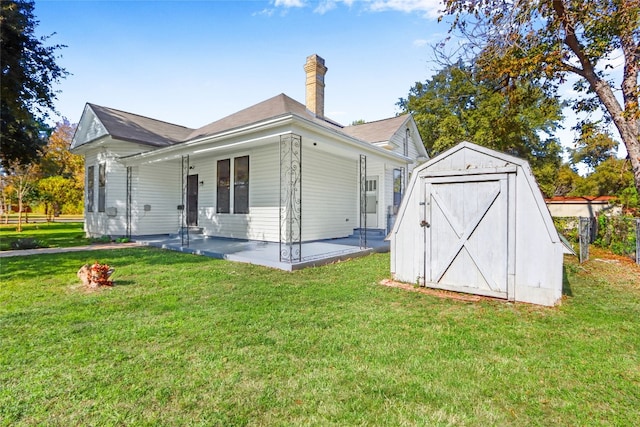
[1,246,639,426]
[0,222,90,251]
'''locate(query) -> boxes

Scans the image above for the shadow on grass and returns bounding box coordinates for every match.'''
[562,265,573,297]
[112,280,137,287]
[0,247,216,281]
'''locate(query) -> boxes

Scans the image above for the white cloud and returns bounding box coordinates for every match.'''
[253,8,276,17]
[368,0,443,18]
[413,39,428,47]
[314,1,338,14]
[271,0,441,17]
[274,0,306,7]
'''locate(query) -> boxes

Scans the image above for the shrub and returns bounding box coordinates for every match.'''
[10,238,43,250]
[91,235,112,243]
[594,214,638,257]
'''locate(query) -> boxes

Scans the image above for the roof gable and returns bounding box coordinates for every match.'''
[74,104,194,150]
[420,141,528,173]
[188,93,343,140]
[71,104,109,150]
[342,115,409,143]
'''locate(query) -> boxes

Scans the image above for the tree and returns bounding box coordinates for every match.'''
[37,120,81,178]
[34,120,84,215]
[398,63,564,196]
[572,157,635,196]
[569,123,619,170]
[38,175,77,220]
[1,0,68,165]
[554,164,582,196]
[441,0,640,197]
[4,162,37,231]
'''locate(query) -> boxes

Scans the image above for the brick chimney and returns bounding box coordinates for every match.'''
[304,54,327,118]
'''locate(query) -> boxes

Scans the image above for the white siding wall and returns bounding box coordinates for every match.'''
[133,162,182,235]
[302,148,358,240]
[82,138,177,237]
[384,165,394,232]
[389,125,423,175]
[104,154,128,236]
[364,160,386,230]
[83,149,126,237]
[83,150,103,237]
[197,143,280,241]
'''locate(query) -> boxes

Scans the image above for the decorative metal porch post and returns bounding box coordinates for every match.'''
[359,154,367,249]
[126,166,132,238]
[181,155,189,247]
[279,133,302,263]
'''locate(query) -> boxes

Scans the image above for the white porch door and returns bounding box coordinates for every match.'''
[423,174,511,299]
[365,176,378,228]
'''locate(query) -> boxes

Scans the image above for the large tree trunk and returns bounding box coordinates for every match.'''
[552,0,640,196]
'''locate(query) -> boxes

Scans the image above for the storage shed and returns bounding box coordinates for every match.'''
[390,142,564,306]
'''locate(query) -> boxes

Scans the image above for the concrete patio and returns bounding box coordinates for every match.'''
[135,229,389,271]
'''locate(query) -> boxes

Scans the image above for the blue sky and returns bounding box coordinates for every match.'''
[34,0,447,128]
[32,0,626,163]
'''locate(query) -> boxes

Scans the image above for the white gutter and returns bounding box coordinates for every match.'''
[119,111,411,166]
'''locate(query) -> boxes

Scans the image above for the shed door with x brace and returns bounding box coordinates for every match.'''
[423,173,513,299]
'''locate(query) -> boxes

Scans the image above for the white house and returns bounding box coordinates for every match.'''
[390,142,565,306]
[71,54,428,262]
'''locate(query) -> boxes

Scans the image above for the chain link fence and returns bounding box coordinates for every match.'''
[554,215,639,264]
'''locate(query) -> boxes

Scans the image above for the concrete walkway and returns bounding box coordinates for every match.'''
[136,232,389,271]
[1,232,389,271]
[0,242,142,258]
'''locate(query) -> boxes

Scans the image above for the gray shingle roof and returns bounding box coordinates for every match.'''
[89,103,194,147]
[85,95,409,150]
[187,93,342,140]
[342,115,409,144]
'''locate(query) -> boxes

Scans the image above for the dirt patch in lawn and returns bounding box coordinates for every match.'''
[579,247,640,290]
[378,279,505,303]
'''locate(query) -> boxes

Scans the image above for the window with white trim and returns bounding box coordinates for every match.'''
[87,166,94,212]
[217,156,249,214]
[98,163,106,212]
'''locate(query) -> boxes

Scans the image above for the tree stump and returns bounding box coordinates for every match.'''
[77,263,114,288]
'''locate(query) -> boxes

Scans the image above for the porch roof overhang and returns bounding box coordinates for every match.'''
[119,112,411,166]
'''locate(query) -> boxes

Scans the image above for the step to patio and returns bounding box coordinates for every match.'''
[174,226,203,237]
[349,228,387,238]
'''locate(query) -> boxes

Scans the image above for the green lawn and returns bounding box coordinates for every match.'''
[1,247,639,426]
[0,222,90,251]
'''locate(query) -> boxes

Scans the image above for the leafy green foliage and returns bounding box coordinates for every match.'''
[554,164,582,196]
[440,0,640,197]
[594,215,638,257]
[399,63,563,196]
[38,176,79,216]
[572,158,635,197]
[569,123,619,171]
[0,0,68,165]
